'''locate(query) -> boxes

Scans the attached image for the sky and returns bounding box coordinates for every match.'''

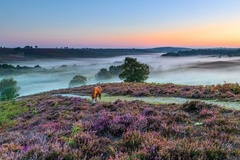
[1,0,240,48]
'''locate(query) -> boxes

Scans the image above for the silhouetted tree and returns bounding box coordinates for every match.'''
[34,65,41,68]
[14,47,21,50]
[0,64,15,69]
[24,46,32,49]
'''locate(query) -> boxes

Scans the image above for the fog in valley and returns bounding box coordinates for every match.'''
[2,53,240,96]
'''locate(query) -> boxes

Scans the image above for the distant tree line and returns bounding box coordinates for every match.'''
[0,64,46,76]
[0,48,154,60]
[162,49,240,57]
[13,46,38,49]
[0,64,42,70]
[69,57,150,87]
[95,65,122,80]
[94,57,150,82]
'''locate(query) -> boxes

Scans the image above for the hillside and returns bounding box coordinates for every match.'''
[146,47,191,53]
[0,83,239,159]
[162,48,240,57]
[0,47,193,62]
[0,48,155,62]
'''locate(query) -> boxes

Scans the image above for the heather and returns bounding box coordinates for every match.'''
[0,83,239,159]
[50,82,240,101]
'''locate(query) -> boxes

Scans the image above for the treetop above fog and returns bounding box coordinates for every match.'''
[119,57,150,82]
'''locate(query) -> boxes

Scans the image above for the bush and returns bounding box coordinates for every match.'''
[232,83,240,94]
[72,131,111,159]
[0,77,20,101]
[109,65,122,75]
[0,100,28,129]
[95,68,112,80]
[69,75,87,87]
[119,57,150,82]
[122,130,143,152]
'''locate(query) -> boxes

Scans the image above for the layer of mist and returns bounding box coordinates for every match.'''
[1,53,240,96]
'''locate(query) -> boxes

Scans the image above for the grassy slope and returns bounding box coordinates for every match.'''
[0,83,239,159]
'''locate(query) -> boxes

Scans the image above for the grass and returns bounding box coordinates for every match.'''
[72,93,240,110]
[0,100,28,130]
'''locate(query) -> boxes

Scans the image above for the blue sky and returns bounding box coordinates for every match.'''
[1,0,240,48]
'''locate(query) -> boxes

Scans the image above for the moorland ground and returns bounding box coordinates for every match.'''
[0,82,239,159]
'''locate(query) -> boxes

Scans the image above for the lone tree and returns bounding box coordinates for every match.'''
[119,57,150,82]
[0,77,20,101]
[69,75,87,87]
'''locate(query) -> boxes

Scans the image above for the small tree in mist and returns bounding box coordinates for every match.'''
[95,68,112,80]
[119,57,150,82]
[109,65,122,75]
[69,75,87,87]
[0,77,20,101]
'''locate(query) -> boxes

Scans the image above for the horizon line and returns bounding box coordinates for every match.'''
[1,46,240,50]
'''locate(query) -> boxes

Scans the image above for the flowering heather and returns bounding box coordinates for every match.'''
[0,83,239,159]
[49,82,240,101]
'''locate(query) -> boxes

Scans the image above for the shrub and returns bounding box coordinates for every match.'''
[71,121,83,134]
[122,130,143,152]
[95,68,112,80]
[21,147,44,160]
[232,83,240,94]
[109,65,122,75]
[0,100,28,129]
[72,131,110,159]
[0,77,20,100]
[69,75,87,87]
[109,114,134,136]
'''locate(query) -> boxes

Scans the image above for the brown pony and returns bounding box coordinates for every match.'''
[91,86,102,104]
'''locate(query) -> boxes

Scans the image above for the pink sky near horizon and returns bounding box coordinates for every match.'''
[5,20,240,48]
[2,22,240,48]
[37,22,240,48]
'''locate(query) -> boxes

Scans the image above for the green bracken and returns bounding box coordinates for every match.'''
[0,100,28,129]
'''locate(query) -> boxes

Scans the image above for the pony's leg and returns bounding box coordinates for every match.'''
[99,93,101,100]
[92,98,96,104]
